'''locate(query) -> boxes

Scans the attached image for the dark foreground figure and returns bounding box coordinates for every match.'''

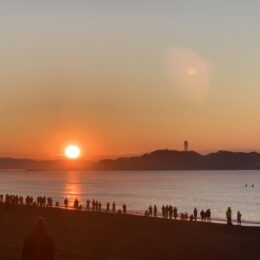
[22,217,55,260]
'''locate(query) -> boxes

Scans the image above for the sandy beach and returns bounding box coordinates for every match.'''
[0,205,260,260]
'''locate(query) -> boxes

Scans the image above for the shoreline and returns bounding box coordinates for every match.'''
[2,191,260,227]
[2,169,260,172]
[58,205,260,227]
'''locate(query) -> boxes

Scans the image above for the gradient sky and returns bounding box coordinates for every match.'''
[1,1,260,159]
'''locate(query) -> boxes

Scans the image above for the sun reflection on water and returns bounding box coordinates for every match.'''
[64,171,82,207]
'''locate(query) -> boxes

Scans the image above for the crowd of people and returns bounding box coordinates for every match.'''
[0,194,128,215]
[0,193,242,225]
[144,204,242,225]
[144,205,212,222]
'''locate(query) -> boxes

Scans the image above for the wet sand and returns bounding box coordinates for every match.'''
[0,205,260,260]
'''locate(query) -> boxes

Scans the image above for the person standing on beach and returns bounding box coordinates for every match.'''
[237,211,242,226]
[173,207,177,220]
[194,208,198,221]
[112,202,116,213]
[200,210,205,222]
[226,207,232,225]
[86,199,90,211]
[106,202,110,212]
[169,205,173,219]
[148,205,153,216]
[73,199,79,210]
[162,205,165,218]
[64,198,68,208]
[153,205,157,217]
[123,204,127,214]
[22,217,55,260]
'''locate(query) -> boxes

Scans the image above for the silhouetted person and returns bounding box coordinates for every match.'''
[237,211,242,226]
[148,205,153,216]
[200,210,205,222]
[73,199,79,210]
[64,198,68,208]
[173,207,177,220]
[106,202,110,213]
[86,199,90,211]
[165,205,169,218]
[194,207,198,221]
[95,201,98,211]
[162,205,165,218]
[169,205,173,219]
[206,209,211,223]
[122,204,127,214]
[153,205,157,217]
[226,207,232,225]
[112,202,116,213]
[22,217,55,260]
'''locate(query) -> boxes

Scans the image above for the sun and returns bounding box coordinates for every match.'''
[65,145,80,159]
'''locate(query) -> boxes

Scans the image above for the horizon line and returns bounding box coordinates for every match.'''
[1,148,260,161]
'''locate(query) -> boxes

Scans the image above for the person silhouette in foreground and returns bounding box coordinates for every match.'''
[237,211,242,226]
[22,217,55,260]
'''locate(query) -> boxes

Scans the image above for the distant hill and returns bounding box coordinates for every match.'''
[1,150,260,171]
[0,158,89,171]
[93,150,260,171]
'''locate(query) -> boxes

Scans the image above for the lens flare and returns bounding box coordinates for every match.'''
[167,48,211,104]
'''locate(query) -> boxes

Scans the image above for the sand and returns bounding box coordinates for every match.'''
[0,205,260,260]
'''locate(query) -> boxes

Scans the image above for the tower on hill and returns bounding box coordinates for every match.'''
[184,140,188,152]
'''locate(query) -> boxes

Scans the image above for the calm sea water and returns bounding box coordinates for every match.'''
[0,170,259,224]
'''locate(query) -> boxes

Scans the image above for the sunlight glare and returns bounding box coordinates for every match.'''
[65,145,80,159]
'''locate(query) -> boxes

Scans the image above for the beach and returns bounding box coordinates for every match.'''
[1,205,260,260]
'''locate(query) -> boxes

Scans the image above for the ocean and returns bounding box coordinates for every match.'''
[0,170,259,225]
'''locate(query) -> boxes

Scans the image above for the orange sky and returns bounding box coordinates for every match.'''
[1,2,260,159]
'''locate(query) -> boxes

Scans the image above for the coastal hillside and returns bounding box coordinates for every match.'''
[94,150,260,170]
[1,150,260,171]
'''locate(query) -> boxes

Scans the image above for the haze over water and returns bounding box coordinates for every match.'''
[1,170,259,224]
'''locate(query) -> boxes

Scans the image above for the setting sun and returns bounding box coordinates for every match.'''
[65,145,80,159]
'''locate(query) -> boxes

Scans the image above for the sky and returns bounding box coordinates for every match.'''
[1,1,260,159]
